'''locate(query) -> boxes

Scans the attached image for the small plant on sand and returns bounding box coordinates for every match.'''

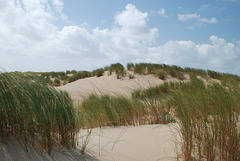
[127,63,134,71]
[128,73,135,79]
[53,78,61,86]
[93,68,104,77]
[156,70,166,80]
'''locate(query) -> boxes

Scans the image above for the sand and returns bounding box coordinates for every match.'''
[0,124,180,161]
[57,71,184,101]
[78,124,180,161]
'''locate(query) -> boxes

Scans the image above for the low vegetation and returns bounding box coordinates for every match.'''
[78,94,146,128]
[0,72,77,154]
[170,75,240,161]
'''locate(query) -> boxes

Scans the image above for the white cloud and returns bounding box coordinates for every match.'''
[148,36,240,74]
[115,4,148,28]
[178,13,217,24]
[157,8,168,17]
[150,8,168,18]
[0,1,239,75]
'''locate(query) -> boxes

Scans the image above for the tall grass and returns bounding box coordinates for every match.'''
[131,81,182,99]
[171,75,240,161]
[0,72,77,153]
[78,94,146,128]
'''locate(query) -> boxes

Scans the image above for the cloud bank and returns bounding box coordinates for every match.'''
[0,1,239,75]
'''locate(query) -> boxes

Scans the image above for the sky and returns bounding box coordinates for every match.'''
[0,0,240,75]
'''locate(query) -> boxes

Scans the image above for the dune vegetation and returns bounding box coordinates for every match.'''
[0,72,77,154]
[1,62,240,160]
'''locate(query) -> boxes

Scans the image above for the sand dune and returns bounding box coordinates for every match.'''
[57,71,183,101]
[1,71,183,161]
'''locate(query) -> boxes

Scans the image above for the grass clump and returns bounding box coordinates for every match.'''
[0,72,77,153]
[171,76,240,161]
[78,94,146,128]
[207,70,223,80]
[155,70,166,80]
[131,81,182,99]
[68,70,92,83]
[108,63,126,79]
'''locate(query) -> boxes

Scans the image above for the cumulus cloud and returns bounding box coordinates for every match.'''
[148,36,240,74]
[178,13,217,24]
[0,1,239,75]
[115,4,148,28]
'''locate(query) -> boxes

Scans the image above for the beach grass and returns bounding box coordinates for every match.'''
[0,72,77,153]
[1,62,240,159]
[77,94,146,128]
[170,75,240,161]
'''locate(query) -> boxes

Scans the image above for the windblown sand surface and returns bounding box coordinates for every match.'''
[57,71,184,101]
[0,124,180,161]
[79,124,179,161]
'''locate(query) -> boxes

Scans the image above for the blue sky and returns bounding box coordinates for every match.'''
[0,0,240,75]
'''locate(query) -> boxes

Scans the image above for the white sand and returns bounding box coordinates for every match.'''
[57,71,184,101]
[79,124,180,161]
[0,124,180,161]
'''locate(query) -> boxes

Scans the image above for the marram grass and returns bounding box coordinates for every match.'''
[0,72,77,153]
[77,94,146,128]
[171,76,240,161]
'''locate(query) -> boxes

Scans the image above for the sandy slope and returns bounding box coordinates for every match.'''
[57,71,183,101]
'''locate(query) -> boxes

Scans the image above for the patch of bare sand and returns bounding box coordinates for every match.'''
[0,124,180,161]
[57,71,186,102]
[79,124,180,161]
